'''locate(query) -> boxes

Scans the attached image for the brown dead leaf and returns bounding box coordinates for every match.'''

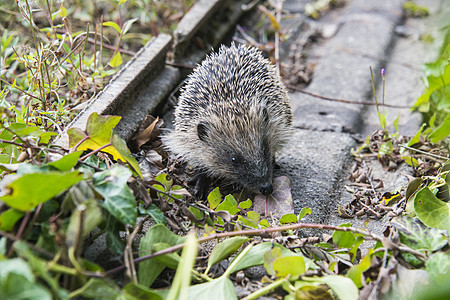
[131,116,164,149]
[253,176,294,219]
[140,150,164,181]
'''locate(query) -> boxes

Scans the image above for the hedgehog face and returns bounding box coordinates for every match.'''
[196,112,275,195]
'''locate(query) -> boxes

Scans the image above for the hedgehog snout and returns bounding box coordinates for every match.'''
[260,182,274,196]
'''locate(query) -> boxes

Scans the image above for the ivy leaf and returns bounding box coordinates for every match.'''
[392,217,447,253]
[231,242,302,274]
[332,223,356,248]
[347,250,372,288]
[92,165,137,225]
[138,224,185,287]
[0,258,52,300]
[47,151,82,171]
[208,187,222,210]
[425,252,450,283]
[206,237,249,274]
[66,199,103,248]
[0,171,84,211]
[0,208,24,231]
[139,204,167,225]
[413,187,450,232]
[69,278,120,299]
[273,256,306,278]
[187,276,236,300]
[279,213,297,224]
[111,131,142,177]
[122,282,163,300]
[298,207,312,220]
[216,194,240,215]
[153,243,181,269]
[68,113,125,163]
[321,275,359,300]
[253,176,294,218]
[238,198,252,210]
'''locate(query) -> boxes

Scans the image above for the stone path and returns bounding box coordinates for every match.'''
[278,0,444,233]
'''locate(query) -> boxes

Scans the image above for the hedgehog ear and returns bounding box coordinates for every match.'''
[197,121,210,142]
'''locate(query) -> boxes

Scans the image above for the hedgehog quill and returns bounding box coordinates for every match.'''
[165,44,292,198]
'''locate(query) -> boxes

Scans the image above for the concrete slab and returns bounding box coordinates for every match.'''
[277,129,356,229]
[287,0,405,134]
[56,34,173,148]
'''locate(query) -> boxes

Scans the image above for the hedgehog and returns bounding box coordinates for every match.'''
[164,43,292,198]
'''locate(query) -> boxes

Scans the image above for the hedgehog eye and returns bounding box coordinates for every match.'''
[231,156,240,166]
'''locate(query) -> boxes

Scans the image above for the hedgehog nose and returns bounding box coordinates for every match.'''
[260,183,273,196]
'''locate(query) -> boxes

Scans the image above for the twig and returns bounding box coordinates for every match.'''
[104,222,397,276]
[79,143,112,161]
[286,85,410,108]
[400,144,448,160]
[362,161,380,203]
[0,230,54,259]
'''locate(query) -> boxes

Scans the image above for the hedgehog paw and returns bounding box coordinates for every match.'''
[190,172,211,200]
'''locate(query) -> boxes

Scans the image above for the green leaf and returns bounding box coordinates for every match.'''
[0,258,34,281]
[154,174,173,191]
[68,113,125,162]
[414,187,450,232]
[122,18,138,35]
[322,275,359,300]
[231,242,301,274]
[122,282,163,300]
[66,199,103,248]
[216,194,240,215]
[263,247,282,276]
[187,206,204,221]
[298,207,312,220]
[187,277,236,300]
[332,223,356,248]
[14,242,69,299]
[167,233,198,300]
[347,250,372,288]
[103,21,121,33]
[238,198,252,210]
[0,171,84,211]
[138,224,185,287]
[402,156,420,167]
[206,237,249,273]
[111,132,142,177]
[139,204,167,225]
[0,273,52,300]
[109,52,123,68]
[393,114,400,132]
[69,278,120,299]
[152,243,181,269]
[93,165,137,225]
[273,256,306,278]
[426,252,450,283]
[279,213,297,224]
[0,208,24,231]
[429,113,450,143]
[393,217,447,252]
[38,132,58,144]
[408,123,426,146]
[47,151,82,171]
[208,187,222,210]
[0,258,52,300]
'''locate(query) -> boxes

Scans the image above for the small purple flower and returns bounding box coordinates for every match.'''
[381,68,385,79]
